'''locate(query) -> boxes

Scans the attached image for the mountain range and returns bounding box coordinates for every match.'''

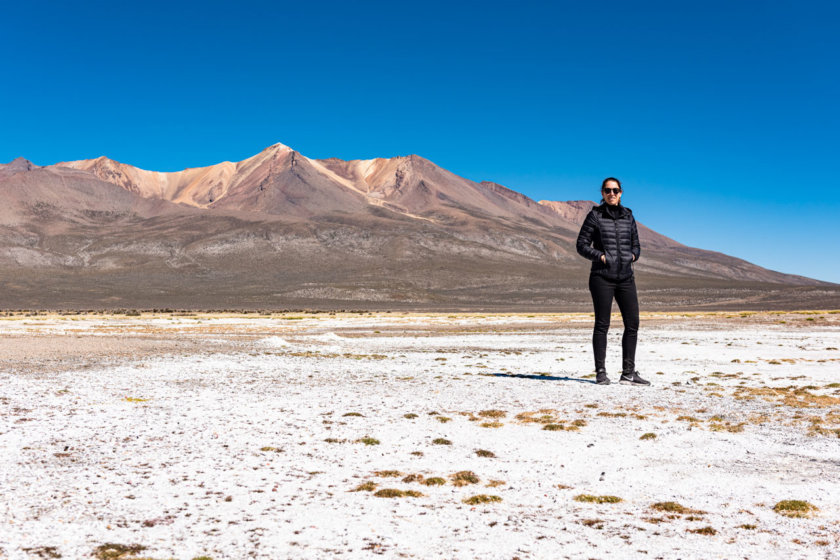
[0,143,835,310]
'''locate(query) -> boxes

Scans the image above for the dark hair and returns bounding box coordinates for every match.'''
[601,177,622,191]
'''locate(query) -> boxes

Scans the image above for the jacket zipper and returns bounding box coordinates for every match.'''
[613,216,622,273]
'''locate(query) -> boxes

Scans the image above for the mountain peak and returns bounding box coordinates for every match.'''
[1,156,37,169]
[261,142,294,154]
[0,157,39,179]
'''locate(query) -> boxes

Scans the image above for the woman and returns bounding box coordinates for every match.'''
[576,178,650,386]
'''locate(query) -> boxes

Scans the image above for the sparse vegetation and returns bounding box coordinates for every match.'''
[480,421,503,428]
[687,526,717,535]
[374,488,423,498]
[435,416,452,423]
[478,409,506,418]
[432,438,451,445]
[709,421,745,433]
[351,481,377,492]
[475,449,496,458]
[639,433,657,440]
[404,413,418,419]
[543,424,565,431]
[343,412,364,417]
[773,500,819,518]
[259,446,282,452]
[93,543,147,559]
[423,477,446,486]
[355,436,380,445]
[574,494,622,504]
[463,494,502,505]
[651,502,705,514]
[373,470,402,477]
[451,471,480,486]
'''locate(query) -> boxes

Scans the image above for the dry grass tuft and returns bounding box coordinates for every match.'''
[475,449,496,458]
[423,477,446,486]
[401,474,425,483]
[773,500,819,518]
[373,470,403,478]
[486,480,505,488]
[480,421,503,428]
[351,481,377,492]
[463,494,502,505]
[355,436,380,446]
[687,526,717,535]
[373,488,423,498]
[574,494,622,504]
[542,424,565,431]
[93,543,147,559]
[432,438,452,445]
[709,421,745,432]
[478,409,507,418]
[639,433,657,440]
[651,502,705,515]
[451,471,480,486]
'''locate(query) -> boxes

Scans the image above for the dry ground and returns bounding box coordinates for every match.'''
[1,311,839,559]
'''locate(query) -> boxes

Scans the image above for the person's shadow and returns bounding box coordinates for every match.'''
[488,372,596,384]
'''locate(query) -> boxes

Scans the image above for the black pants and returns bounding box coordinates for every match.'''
[588,274,639,373]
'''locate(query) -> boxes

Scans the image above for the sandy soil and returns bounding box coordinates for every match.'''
[1,312,839,559]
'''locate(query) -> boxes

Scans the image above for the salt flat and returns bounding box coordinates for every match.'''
[1,311,839,559]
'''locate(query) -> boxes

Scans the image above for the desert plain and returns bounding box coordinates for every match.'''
[1,310,839,559]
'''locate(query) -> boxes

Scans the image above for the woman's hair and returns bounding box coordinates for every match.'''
[601,177,622,191]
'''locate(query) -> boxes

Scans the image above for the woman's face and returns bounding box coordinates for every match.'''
[602,180,622,206]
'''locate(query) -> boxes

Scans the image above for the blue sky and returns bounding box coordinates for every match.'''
[2,1,838,282]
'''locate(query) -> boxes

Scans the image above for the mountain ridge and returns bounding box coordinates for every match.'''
[0,144,835,310]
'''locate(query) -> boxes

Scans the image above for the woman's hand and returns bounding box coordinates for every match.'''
[600,255,606,264]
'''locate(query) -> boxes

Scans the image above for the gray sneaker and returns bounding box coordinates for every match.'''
[595,368,611,385]
[619,371,650,386]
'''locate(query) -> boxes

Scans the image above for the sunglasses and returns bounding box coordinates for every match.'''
[602,187,622,195]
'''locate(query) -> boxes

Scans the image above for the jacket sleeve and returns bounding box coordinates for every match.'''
[576,210,603,262]
[630,215,641,261]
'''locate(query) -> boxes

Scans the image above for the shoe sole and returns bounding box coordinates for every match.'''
[619,379,650,386]
[596,380,611,385]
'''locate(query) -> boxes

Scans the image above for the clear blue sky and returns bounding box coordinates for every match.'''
[2,1,838,282]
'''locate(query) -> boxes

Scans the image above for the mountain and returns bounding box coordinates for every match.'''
[0,145,835,310]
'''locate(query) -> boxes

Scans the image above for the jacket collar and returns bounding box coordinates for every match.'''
[596,202,628,219]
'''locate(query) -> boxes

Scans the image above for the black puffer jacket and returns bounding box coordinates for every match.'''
[576,203,641,280]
